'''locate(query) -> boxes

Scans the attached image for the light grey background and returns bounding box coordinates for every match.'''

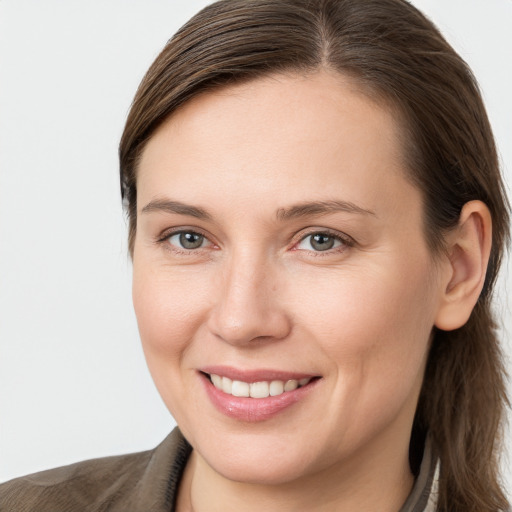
[0,0,510,496]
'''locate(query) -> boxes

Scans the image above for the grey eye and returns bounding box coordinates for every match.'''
[297,233,342,252]
[168,231,206,250]
[310,233,335,251]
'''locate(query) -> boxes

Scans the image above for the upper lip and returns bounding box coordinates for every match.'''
[199,365,319,383]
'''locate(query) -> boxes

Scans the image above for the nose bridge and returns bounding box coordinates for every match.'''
[208,246,290,345]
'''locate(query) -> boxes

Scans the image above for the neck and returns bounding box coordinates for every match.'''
[176,430,415,512]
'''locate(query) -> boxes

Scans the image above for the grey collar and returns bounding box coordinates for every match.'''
[399,436,439,512]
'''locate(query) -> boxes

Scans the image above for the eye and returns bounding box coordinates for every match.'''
[296,232,346,252]
[167,231,209,250]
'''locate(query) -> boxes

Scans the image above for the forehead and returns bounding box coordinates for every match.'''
[143,71,401,155]
[137,70,412,218]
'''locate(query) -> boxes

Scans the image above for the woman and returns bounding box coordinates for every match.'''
[1,0,509,510]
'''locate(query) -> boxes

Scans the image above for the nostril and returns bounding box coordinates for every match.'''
[208,310,292,346]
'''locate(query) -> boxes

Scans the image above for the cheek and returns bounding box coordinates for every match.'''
[131,261,214,402]
[291,261,435,350]
[287,258,437,414]
[131,261,218,426]
[132,263,210,351]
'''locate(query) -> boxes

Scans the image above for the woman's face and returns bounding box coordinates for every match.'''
[133,71,444,484]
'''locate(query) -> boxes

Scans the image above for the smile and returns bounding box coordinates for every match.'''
[209,374,313,398]
[199,368,321,422]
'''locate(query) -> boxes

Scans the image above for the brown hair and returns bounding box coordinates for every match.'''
[119,1,510,510]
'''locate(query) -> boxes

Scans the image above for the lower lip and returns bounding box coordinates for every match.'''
[200,373,319,422]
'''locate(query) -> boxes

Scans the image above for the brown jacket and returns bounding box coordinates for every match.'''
[0,428,438,511]
[0,429,191,512]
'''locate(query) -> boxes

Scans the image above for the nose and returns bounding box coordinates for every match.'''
[207,252,292,346]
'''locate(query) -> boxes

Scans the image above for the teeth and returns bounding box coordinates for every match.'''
[269,380,284,396]
[232,380,250,397]
[211,374,222,388]
[222,376,232,394]
[209,374,312,398]
[284,379,298,392]
[250,381,269,398]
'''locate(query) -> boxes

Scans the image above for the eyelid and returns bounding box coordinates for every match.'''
[291,228,355,252]
[156,226,217,251]
[154,226,354,254]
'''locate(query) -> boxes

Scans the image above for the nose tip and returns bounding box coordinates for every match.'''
[207,265,291,346]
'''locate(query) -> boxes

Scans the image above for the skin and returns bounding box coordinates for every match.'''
[132,70,487,511]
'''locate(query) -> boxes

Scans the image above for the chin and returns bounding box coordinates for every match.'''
[193,427,324,485]
[208,452,313,486]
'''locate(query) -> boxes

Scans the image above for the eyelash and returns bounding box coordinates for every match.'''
[156,228,215,255]
[155,228,355,256]
[291,229,354,255]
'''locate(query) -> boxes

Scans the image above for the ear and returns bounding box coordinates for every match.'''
[434,200,492,331]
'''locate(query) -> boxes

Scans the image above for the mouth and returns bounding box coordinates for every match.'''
[198,367,321,422]
[204,372,316,398]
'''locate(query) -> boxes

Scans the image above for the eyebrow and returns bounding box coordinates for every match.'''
[141,199,212,220]
[276,200,376,220]
[140,198,376,221]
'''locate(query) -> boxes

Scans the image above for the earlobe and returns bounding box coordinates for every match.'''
[434,201,492,331]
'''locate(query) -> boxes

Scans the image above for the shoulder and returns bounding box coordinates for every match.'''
[0,450,152,512]
[0,428,191,512]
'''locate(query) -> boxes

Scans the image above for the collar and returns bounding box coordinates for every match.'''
[399,435,439,512]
